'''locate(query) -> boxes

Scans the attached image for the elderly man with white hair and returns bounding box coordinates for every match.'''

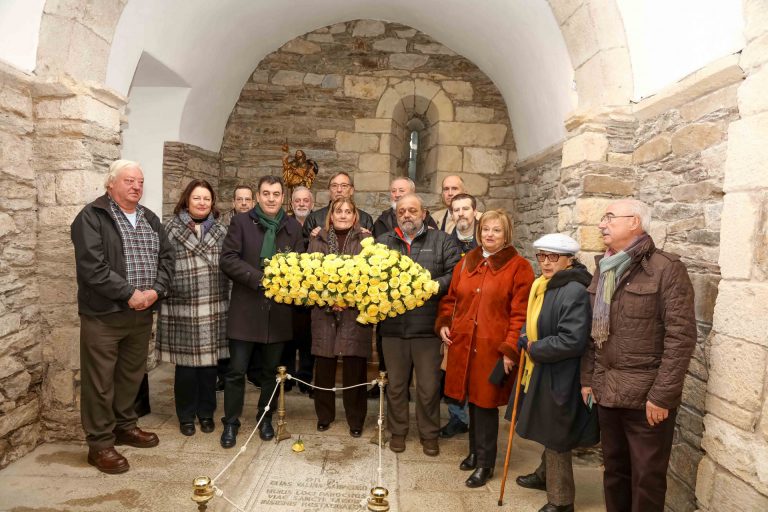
[580,199,696,512]
[70,160,175,474]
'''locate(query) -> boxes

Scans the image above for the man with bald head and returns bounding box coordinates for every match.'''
[431,175,482,234]
[580,199,695,512]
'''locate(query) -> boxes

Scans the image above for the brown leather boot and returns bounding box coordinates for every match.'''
[114,427,159,448]
[87,447,129,474]
[390,434,406,453]
[420,438,439,456]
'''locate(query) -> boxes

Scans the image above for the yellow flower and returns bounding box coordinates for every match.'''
[366,305,379,317]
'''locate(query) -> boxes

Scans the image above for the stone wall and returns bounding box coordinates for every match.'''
[0,63,42,468]
[162,142,221,221]
[218,20,515,217]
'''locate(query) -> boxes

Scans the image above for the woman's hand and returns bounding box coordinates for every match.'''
[310,226,321,238]
[332,305,346,312]
[503,354,515,374]
[439,326,452,345]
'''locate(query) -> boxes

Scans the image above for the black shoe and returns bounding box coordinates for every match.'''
[199,418,215,433]
[350,428,362,438]
[538,504,574,512]
[259,420,275,441]
[180,423,196,436]
[465,467,494,488]
[440,417,469,438]
[459,453,477,471]
[215,379,225,392]
[220,424,238,448]
[516,472,547,491]
[317,421,331,432]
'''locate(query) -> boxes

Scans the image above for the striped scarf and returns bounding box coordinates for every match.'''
[591,234,650,347]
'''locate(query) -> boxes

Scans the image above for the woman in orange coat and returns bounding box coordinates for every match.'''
[435,210,534,488]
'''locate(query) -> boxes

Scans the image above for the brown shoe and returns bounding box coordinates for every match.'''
[390,434,406,453]
[87,447,129,474]
[115,427,159,448]
[420,438,439,456]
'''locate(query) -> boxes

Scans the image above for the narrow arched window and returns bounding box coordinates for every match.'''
[407,130,419,182]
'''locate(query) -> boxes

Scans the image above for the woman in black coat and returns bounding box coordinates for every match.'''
[507,233,598,512]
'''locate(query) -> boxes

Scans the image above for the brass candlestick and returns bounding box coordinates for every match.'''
[192,476,214,511]
[367,486,390,511]
[275,366,291,442]
[369,371,390,446]
[367,371,390,511]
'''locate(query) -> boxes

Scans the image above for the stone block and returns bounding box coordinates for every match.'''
[740,65,768,117]
[45,366,75,405]
[680,83,739,122]
[633,133,672,164]
[724,113,768,192]
[352,20,385,37]
[0,83,33,118]
[689,273,719,325]
[373,38,407,53]
[271,71,305,87]
[316,129,336,139]
[436,122,507,147]
[413,79,440,104]
[669,443,703,493]
[0,398,39,438]
[573,197,614,225]
[304,73,325,86]
[389,54,429,71]
[45,95,120,130]
[376,88,403,118]
[718,192,759,279]
[355,118,394,134]
[462,147,506,175]
[710,465,768,511]
[705,393,758,431]
[0,355,24,380]
[561,4,599,68]
[63,22,110,82]
[670,181,722,203]
[682,374,707,412]
[441,80,473,101]
[353,172,389,192]
[435,146,462,173]
[2,370,31,402]
[280,38,321,55]
[671,123,724,156]
[576,47,633,107]
[395,28,416,38]
[708,333,766,411]
[81,0,122,42]
[335,132,379,153]
[252,70,270,84]
[329,22,347,34]
[741,33,768,71]
[379,134,403,157]
[582,174,634,195]
[713,281,768,345]
[306,33,333,43]
[561,132,608,167]
[358,154,392,174]
[745,0,768,42]
[455,106,494,123]
[55,170,104,205]
[576,225,606,252]
[0,313,21,339]
[0,212,16,239]
[344,76,388,100]
[414,43,456,56]
[321,74,342,89]
[695,456,717,508]
[425,90,454,122]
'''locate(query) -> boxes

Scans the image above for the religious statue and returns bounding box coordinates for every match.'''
[282,144,319,190]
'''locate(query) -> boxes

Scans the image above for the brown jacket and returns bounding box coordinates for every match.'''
[580,237,696,410]
[308,227,373,359]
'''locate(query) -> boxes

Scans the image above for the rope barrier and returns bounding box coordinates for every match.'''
[288,374,378,392]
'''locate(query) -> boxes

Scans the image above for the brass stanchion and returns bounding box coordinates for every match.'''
[367,371,390,512]
[275,366,291,442]
[192,476,214,511]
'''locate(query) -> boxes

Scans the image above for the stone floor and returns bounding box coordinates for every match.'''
[0,363,606,511]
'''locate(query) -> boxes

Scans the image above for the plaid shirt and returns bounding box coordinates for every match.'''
[109,199,159,291]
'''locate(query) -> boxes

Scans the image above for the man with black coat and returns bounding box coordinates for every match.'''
[376,193,461,456]
[219,176,305,448]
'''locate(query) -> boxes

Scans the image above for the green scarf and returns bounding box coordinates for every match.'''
[253,204,285,265]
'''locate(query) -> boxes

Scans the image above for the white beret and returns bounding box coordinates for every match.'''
[533,233,580,254]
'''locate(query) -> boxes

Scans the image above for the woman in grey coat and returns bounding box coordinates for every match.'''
[156,180,229,437]
[308,197,373,437]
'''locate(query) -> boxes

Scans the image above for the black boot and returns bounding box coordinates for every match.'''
[465,467,494,488]
[538,504,574,512]
[459,453,477,471]
[516,472,547,491]
[220,424,238,448]
[259,418,275,441]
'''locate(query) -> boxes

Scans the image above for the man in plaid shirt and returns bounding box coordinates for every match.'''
[71,160,174,474]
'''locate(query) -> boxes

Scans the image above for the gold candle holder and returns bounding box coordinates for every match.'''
[192,476,214,511]
[275,365,291,442]
[367,486,390,511]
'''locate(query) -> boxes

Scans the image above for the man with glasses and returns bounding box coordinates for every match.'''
[302,171,374,238]
[580,199,695,512]
[220,185,255,227]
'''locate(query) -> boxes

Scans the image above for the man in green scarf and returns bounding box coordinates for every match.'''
[580,199,695,512]
[220,176,305,448]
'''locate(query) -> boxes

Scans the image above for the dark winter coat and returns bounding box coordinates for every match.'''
[70,194,174,316]
[512,263,600,452]
[307,227,373,359]
[372,207,438,239]
[580,237,696,410]
[156,215,230,366]
[303,204,374,238]
[376,227,461,339]
[220,209,305,343]
[435,246,534,408]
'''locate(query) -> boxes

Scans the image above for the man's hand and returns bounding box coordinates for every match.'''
[646,400,669,427]
[310,226,321,238]
[503,354,515,375]
[128,289,147,310]
[439,326,452,345]
[581,386,593,406]
[140,289,159,310]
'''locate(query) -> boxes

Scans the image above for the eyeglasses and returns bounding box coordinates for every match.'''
[330,183,351,190]
[600,214,635,224]
[535,253,566,263]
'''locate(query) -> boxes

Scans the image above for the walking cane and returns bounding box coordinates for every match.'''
[498,348,527,506]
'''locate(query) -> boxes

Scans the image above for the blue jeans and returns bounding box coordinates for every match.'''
[448,401,469,424]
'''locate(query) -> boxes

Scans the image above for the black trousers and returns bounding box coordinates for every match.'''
[223,340,284,426]
[468,403,499,468]
[313,356,367,430]
[598,405,677,512]
[174,365,217,423]
[280,315,314,384]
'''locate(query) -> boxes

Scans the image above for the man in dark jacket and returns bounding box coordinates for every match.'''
[219,176,305,448]
[303,171,374,238]
[70,160,174,474]
[581,199,696,512]
[376,193,461,456]
[372,177,437,239]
